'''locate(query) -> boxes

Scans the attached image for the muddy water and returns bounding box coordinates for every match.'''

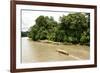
[22,37,90,63]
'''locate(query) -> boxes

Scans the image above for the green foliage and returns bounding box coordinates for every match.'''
[55,30,65,42]
[21,31,28,37]
[80,35,87,43]
[59,13,90,44]
[28,13,90,45]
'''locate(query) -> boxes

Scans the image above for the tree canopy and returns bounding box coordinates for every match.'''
[27,13,90,45]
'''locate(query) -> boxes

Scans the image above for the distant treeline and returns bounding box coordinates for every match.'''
[26,13,90,45]
[21,31,28,37]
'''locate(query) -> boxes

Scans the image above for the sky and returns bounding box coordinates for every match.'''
[21,10,70,32]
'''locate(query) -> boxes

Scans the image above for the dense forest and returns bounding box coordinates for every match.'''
[22,13,90,45]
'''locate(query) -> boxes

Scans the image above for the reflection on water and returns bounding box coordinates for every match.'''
[22,37,90,63]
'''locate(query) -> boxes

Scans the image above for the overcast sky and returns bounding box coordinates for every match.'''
[21,10,70,32]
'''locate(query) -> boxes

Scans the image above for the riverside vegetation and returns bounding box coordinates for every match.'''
[22,13,90,46]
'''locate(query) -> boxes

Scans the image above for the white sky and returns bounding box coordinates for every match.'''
[22,10,70,31]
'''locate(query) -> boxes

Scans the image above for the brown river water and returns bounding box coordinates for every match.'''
[22,37,90,63]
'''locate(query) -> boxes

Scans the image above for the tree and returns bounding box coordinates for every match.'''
[59,13,89,44]
[55,30,65,42]
[21,31,28,37]
[28,15,58,41]
[28,13,90,45]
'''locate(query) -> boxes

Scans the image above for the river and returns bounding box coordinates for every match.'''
[22,37,89,63]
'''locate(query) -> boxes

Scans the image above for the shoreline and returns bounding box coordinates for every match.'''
[22,37,90,46]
